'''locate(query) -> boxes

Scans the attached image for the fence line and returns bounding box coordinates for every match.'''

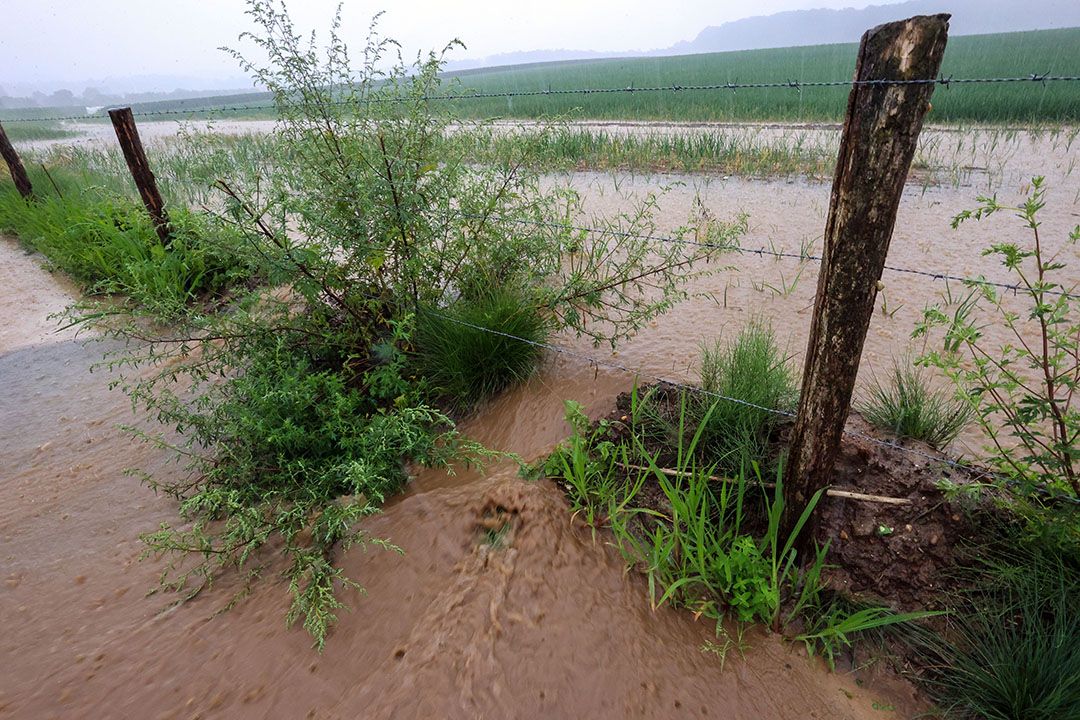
[423,309,1080,506]
[3,73,1079,124]
[456,212,1080,301]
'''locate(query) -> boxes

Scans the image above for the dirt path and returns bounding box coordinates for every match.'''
[0,236,922,717]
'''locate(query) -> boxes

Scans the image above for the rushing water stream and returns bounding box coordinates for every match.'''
[0,235,922,718]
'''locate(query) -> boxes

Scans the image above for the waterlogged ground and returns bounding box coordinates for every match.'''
[3,120,1079,717]
[0,237,921,718]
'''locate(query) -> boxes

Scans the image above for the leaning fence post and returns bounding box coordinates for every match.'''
[108,107,171,246]
[781,14,950,551]
[0,122,35,199]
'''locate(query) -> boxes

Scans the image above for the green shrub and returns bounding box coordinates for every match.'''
[133,313,496,649]
[90,0,740,650]
[858,357,973,449]
[413,288,549,408]
[695,320,797,473]
[916,178,1080,506]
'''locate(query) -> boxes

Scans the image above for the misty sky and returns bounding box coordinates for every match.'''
[3,0,911,93]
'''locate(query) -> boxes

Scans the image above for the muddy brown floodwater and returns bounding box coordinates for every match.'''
[0,238,922,717]
[4,121,1077,718]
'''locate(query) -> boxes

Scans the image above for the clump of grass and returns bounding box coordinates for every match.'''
[695,320,797,473]
[858,357,973,449]
[413,287,549,409]
[547,392,929,649]
[0,172,245,319]
[915,544,1080,720]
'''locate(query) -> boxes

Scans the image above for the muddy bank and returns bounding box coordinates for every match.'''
[0,236,920,717]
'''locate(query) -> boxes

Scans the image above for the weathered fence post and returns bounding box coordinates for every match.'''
[781,14,950,551]
[0,122,34,199]
[108,107,171,246]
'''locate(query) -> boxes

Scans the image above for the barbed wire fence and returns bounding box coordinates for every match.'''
[2,73,1079,124]
[2,38,1080,508]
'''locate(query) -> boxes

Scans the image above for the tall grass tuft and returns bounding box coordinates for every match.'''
[414,287,549,409]
[916,546,1080,720]
[858,358,972,449]
[696,320,797,473]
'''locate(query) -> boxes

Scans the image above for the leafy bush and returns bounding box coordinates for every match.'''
[90,0,741,648]
[695,320,798,473]
[916,177,1080,505]
[136,323,493,648]
[858,356,973,449]
[413,287,549,408]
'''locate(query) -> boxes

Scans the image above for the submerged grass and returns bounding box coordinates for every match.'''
[858,357,973,450]
[453,126,836,177]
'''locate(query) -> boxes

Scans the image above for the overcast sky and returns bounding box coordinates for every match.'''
[3,0,912,93]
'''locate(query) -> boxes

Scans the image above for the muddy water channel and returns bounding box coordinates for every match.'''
[2,123,1077,717]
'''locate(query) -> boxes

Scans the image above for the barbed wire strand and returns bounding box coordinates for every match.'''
[426,310,1080,506]
[457,212,1080,301]
[3,73,1079,124]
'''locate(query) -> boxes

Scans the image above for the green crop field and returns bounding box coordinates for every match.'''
[3,27,1076,126]
[442,28,1080,123]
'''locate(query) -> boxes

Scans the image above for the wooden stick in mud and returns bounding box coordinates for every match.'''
[0,122,34,199]
[617,463,911,506]
[108,107,171,246]
[781,14,950,549]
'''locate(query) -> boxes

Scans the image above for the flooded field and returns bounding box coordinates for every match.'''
[2,119,1078,717]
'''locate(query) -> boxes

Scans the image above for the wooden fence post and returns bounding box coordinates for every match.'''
[0,122,34,199]
[108,107,171,246]
[781,14,950,551]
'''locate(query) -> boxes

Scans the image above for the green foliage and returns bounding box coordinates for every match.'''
[914,544,1080,720]
[0,169,245,319]
[413,287,549,408]
[796,598,938,671]
[550,392,823,630]
[695,320,798,474]
[439,28,1080,123]
[74,0,739,649]
[915,178,1080,510]
[2,120,76,142]
[114,28,1080,124]
[548,390,933,658]
[135,325,493,650]
[858,356,973,449]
